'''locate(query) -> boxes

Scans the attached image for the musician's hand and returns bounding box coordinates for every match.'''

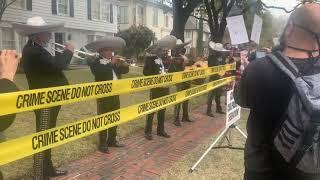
[64,42,75,53]
[0,50,20,81]
[111,55,121,64]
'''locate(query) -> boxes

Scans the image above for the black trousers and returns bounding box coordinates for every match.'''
[174,82,191,120]
[207,75,223,112]
[97,95,120,145]
[145,87,169,134]
[34,106,61,177]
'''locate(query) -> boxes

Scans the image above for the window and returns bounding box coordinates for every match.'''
[101,1,110,21]
[57,0,69,15]
[92,0,101,20]
[12,0,26,9]
[118,6,128,24]
[203,33,207,41]
[137,6,144,25]
[87,35,103,43]
[152,8,158,27]
[54,33,65,52]
[88,35,95,43]
[1,28,15,49]
[19,35,28,53]
[95,35,103,40]
[91,0,112,22]
[185,31,192,39]
[164,15,169,28]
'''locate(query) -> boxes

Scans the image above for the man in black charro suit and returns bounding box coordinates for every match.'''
[143,35,177,140]
[13,16,74,178]
[84,36,129,153]
[167,39,193,127]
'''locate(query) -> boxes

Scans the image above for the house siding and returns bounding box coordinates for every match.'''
[118,0,172,39]
[2,0,118,33]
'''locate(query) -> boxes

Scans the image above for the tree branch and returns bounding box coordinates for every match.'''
[204,0,215,41]
[184,0,202,15]
[190,14,209,22]
[211,0,220,33]
[4,0,17,9]
[260,1,302,13]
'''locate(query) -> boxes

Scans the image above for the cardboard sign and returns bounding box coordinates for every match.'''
[226,89,241,127]
[226,15,249,45]
[250,14,263,44]
[273,37,280,46]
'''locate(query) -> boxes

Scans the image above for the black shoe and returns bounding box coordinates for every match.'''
[182,117,193,122]
[174,120,182,127]
[107,141,125,148]
[216,110,226,114]
[145,133,153,140]
[98,145,109,153]
[207,112,215,117]
[157,132,171,138]
[48,169,68,177]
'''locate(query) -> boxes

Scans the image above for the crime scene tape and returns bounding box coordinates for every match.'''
[0,63,235,116]
[0,76,235,165]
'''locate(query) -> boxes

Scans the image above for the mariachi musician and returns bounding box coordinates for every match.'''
[143,35,177,140]
[167,39,193,126]
[206,41,231,117]
[83,36,129,153]
[13,16,74,178]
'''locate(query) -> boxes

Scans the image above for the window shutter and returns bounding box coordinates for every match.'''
[26,0,32,11]
[69,0,74,17]
[87,0,92,20]
[110,4,113,23]
[52,0,57,15]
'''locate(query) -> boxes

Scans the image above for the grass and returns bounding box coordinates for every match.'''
[1,66,209,179]
[160,110,249,180]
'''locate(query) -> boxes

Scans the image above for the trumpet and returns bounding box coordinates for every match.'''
[53,43,98,59]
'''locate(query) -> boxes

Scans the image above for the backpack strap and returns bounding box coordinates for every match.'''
[267,51,301,81]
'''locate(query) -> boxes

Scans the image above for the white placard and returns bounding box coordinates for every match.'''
[226,90,241,127]
[226,15,249,45]
[273,37,280,46]
[250,14,263,44]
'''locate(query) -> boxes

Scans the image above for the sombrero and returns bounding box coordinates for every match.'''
[174,39,191,49]
[209,41,231,52]
[85,36,126,52]
[12,16,64,36]
[145,35,177,54]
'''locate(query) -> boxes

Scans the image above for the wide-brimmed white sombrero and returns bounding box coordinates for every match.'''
[145,35,177,54]
[12,16,64,36]
[209,41,231,52]
[85,36,126,52]
[175,39,191,49]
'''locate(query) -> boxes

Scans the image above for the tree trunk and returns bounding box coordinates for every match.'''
[196,18,204,56]
[171,0,202,42]
[170,0,187,41]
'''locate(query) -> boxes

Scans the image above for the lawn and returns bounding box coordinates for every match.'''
[1,66,210,179]
[161,110,249,180]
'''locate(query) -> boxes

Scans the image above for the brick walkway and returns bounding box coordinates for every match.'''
[53,105,226,180]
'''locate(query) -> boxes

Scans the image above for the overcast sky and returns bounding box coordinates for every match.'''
[262,0,300,17]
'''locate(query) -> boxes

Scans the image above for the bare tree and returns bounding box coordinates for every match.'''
[170,0,203,41]
[0,0,17,21]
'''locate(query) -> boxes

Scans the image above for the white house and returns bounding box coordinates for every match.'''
[0,0,119,53]
[184,16,210,56]
[117,0,173,40]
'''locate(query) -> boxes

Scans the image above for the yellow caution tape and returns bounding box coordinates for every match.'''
[0,77,235,165]
[0,63,235,116]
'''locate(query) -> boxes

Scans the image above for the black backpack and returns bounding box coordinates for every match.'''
[268,51,320,174]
